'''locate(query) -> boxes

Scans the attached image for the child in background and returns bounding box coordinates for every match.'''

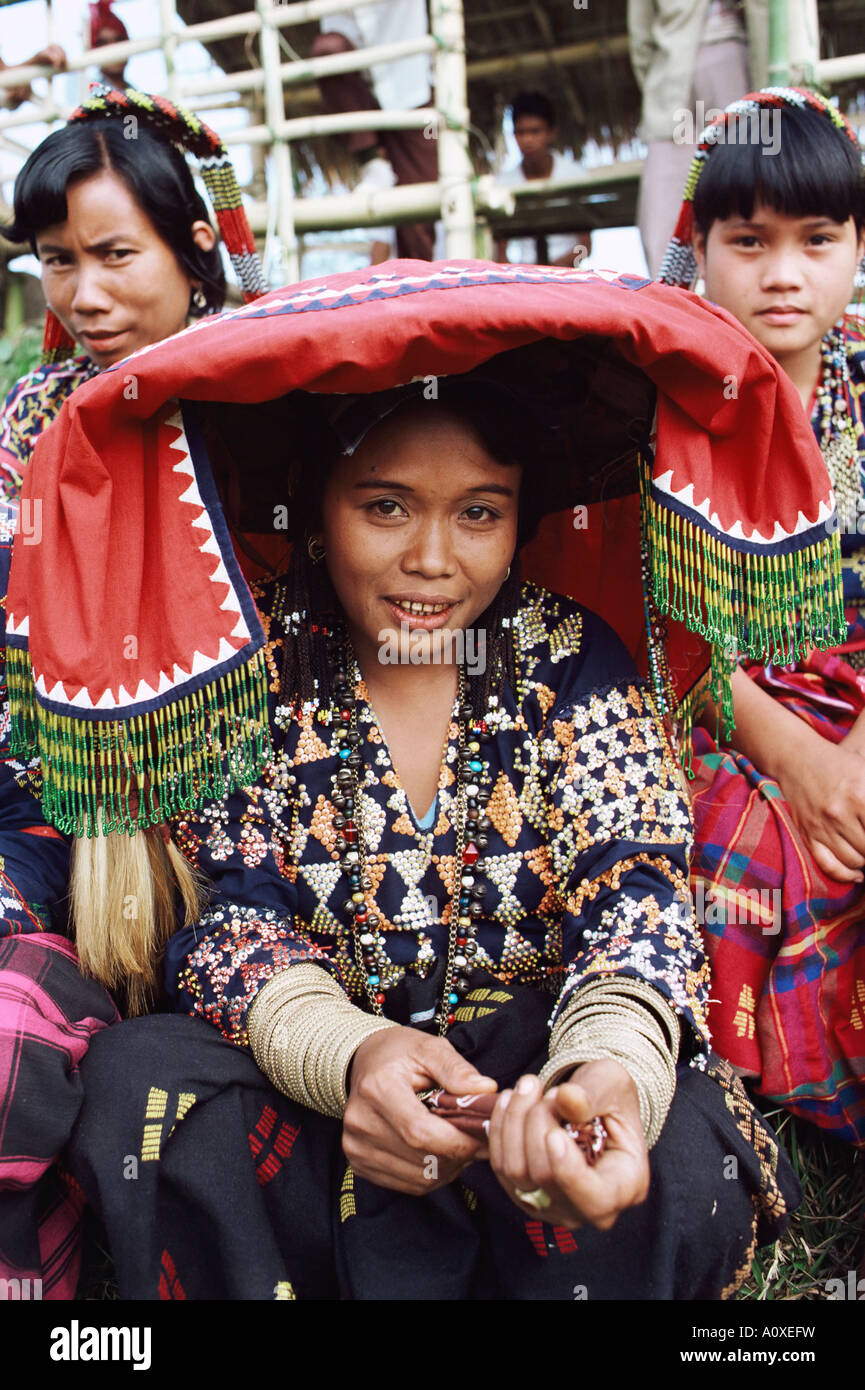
[659,88,865,1146]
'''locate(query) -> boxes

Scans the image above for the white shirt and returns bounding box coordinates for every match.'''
[321,2,432,112]
[498,150,583,265]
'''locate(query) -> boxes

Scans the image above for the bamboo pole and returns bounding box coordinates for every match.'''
[768,0,820,86]
[160,0,180,102]
[432,0,475,258]
[818,52,865,82]
[258,0,299,283]
[228,108,436,146]
[182,35,438,98]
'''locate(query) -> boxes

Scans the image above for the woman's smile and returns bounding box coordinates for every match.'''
[383,594,461,629]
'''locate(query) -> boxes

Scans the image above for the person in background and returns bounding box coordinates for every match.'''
[310,2,437,262]
[89,0,129,89]
[629,0,768,276]
[493,92,591,268]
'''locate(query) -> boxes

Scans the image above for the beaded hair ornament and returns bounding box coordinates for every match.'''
[657,86,862,291]
[42,83,267,363]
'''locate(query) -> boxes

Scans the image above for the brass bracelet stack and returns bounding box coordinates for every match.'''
[247,963,399,1118]
[538,978,680,1149]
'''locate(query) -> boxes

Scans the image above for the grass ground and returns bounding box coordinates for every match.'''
[77,1107,862,1301]
[740,1107,864,1299]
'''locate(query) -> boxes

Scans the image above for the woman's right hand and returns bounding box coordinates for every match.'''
[343,1025,497,1195]
[775,734,865,884]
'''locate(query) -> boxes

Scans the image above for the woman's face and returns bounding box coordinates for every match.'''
[35,169,215,368]
[694,201,865,368]
[317,407,521,672]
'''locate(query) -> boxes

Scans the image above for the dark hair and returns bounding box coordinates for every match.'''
[693,105,865,238]
[279,382,548,715]
[2,119,226,314]
[511,91,557,130]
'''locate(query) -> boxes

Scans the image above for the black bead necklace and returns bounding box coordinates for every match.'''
[329,639,494,1034]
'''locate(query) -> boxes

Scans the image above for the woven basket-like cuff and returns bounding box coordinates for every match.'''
[539,979,680,1149]
[247,963,399,1118]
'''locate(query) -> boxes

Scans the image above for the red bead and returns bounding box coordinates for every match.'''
[462,843,479,865]
[456,936,467,947]
[355,909,367,924]
[446,1013,456,1025]
[375,992,386,1006]
[340,709,352,722]
[343,823,358,843]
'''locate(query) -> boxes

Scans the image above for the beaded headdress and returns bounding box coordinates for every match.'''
[42,84,267,362]
[657,86,863,291]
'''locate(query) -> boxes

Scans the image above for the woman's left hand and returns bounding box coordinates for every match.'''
[487,1059,650,1229]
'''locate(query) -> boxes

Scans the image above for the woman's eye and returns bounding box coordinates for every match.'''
[369,498,407,518]
[732,236,761,248]
[462,504,498,522]
[42,254,70,267]
[105,248,135,261]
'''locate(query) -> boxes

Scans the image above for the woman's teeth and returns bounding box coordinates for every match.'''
[395,600,450,615]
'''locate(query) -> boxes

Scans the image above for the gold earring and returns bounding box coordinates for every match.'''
[307,535,326,564]
[505,565,511,581]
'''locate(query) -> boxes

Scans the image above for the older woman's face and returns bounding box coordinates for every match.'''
[318,407,521,671]
[35,169,215,368]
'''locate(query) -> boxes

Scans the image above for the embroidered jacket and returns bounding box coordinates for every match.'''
[0,356,98,504]
[166,581,709,1058]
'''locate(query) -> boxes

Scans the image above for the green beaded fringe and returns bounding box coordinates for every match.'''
[6,645,272,838]
[638,458,846,750]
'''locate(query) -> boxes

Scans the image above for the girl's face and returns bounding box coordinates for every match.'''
[694,202,865,367]
[36,169,215,368]
[317,407,521,672]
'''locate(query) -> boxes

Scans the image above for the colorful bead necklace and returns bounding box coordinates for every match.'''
[817,324,860,529]
[329,637,493,1034]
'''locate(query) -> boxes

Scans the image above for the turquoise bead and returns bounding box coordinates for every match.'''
[368,974,380,986]
[339,747,350,760]
[448,991,459,1005]
[469,759,482,773]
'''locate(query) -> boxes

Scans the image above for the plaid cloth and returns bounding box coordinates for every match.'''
[0,500,118,1297]
[691,615,865,1146]
[0,934,118,1297]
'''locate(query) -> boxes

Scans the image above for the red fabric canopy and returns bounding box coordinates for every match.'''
[6,259,841,834]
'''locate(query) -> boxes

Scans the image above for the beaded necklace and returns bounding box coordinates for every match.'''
[816,324,860,529]
[329,638,494,1034]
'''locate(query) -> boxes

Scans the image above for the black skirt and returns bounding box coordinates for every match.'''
[67,976,800,1301]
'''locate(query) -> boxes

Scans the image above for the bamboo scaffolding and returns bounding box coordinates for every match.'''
[258,0,298,281]
[432,0,474,258]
